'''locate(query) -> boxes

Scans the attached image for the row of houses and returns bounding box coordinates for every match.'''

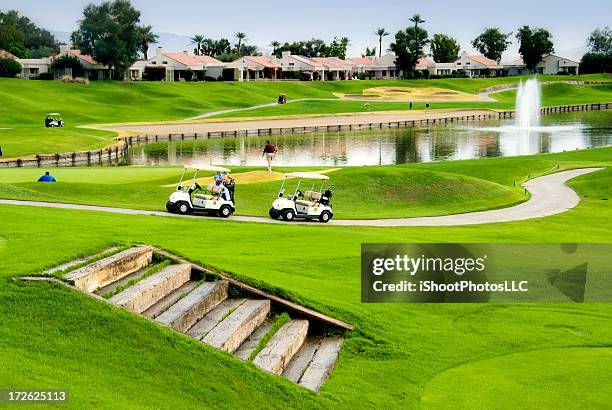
[11,44,580,82]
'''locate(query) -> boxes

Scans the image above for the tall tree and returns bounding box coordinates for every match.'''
[516,26,554,72]
[471,28,512,62]
[587,26,612,54]
[234,32,247,53]
[430,34,460,63]
[0,11,26,57]
[269,40,281,55]
[190,34,205,55]
[73,0,142,77]
[373,27,389,58]
[390,15,429,78]
[362,46,377,58]
[137,25,157,60]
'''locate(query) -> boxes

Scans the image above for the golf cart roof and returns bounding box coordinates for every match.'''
[184,163,231,173]
[46,113,61,116]
[286,172,329,180]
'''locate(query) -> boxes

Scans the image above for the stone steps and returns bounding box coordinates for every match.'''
[156,280,228,332]
[298,336,344,392]
[234,319,274,361]
[65,246,153,292]
[142,280,200,319]
[202,299,270,353]
[59,246,347,392]
[187,298,247,340]
[252,320,309,375]
[282,336,323,383]
[109,264,192,313]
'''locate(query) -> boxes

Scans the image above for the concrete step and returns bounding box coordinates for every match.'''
[202,300,270,353]
[94,265,149,297]
[156,280,228,332]
[65,246,153,292]
[44,246,122,275]
[187,298,247,340]
[142,280,199,319]
[234,319,274,361]
[298,336,344,392]
[109,264,192,313]
[282,336,323,383]
[252,320,309,375]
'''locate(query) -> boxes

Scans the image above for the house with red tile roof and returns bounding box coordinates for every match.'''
[432,52,503,78]
[226,55,281,81]
[503,54,579,76]
[139,47,225,81]
[280,52,328,80]
[52,45,110,80]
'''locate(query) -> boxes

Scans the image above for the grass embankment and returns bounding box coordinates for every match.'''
[0,149,611,408]
[0,74,609,158]
[0,164,526,219]
[2,147,612,219]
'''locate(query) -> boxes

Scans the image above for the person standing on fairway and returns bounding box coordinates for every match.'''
[262,140,277,172]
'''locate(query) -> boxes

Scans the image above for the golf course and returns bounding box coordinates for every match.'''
[1,76,612,409]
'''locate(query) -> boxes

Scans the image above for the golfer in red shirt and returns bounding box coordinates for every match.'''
[262,140,277,172]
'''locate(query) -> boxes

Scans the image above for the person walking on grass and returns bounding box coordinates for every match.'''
[262,140,277,172]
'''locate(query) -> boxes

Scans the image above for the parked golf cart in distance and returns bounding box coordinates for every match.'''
[45,113,64,128]
[166,163,235,218]
[269,172,334,223]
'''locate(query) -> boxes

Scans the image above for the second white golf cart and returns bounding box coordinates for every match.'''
[269,172,334,223]
[166,163,235,217]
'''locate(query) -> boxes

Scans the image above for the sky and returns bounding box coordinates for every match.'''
[1,0,610,60]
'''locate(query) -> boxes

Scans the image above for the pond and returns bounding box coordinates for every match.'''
[126,111,612,167]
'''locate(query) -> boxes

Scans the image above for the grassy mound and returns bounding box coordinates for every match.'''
[421,347,612,408]
[0,165,524,219]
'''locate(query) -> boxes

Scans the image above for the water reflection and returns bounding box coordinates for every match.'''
[127,111,612,166]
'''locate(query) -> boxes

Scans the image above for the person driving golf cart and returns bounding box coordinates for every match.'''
[269,172,334,223]
[278,94,287,104]
[166,163,235,217]
[45,113,64,128]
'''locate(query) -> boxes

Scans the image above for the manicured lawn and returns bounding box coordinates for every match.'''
[0,164,528,218]
[0,74,609,159]
[0,157,611,408]
[208,83,612,119]
[2,147,612,219]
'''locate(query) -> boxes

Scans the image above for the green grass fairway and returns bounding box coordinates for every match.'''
[0,156,611,408]
[0,164,527,219]
[2,147,612,219]
[0,74,609,159]
[421,347,612,408]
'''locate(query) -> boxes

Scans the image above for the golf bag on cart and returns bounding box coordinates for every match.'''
[320,185,334,205]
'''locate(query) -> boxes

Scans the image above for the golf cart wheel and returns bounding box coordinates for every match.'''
[176,201,191,215]
[269,208,280,219]
[282,209,295,221]
[319,211,332,223]
[219,205,232,218]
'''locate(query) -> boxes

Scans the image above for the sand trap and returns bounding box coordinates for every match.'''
[162,168,341,187]
[334,87,483,102]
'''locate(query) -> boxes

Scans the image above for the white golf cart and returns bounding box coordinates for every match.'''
[166,163,235,218]
[269,172,334,223]
[45,113,64,128]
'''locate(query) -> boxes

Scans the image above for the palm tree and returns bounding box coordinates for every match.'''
[269,40,281,55]
[409,14,426,45]
[190,34,205,55]
[373,28,389,58]
[137,25,158,60]
[235,32,247,53]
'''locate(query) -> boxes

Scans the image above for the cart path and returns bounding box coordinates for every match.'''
[0,168,602,227]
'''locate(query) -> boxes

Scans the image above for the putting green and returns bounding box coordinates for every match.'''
[421,347,612,408]
[161,168,341,187]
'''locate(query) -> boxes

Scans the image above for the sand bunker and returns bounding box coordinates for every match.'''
[163,168,341,187]
[334,87,483,102]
